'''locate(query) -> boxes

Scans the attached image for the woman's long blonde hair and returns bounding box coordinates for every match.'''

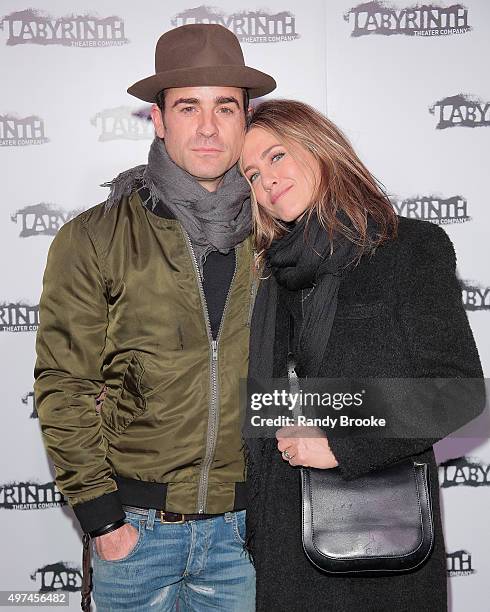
[244,100,398,267]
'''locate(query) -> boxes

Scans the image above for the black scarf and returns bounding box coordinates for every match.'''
[249,213,360,382]
[245,213,361,560]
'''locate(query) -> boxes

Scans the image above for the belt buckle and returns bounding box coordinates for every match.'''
[160,510,185,524]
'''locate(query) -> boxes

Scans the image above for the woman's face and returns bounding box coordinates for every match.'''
[241,127,320,222]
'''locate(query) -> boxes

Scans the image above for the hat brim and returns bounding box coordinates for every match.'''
[127,65,276,102]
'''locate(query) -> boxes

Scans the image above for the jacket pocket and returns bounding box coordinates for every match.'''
[113,352,147,433]
[335,302,386,320]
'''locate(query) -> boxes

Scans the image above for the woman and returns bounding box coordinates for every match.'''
[241,100,484,611]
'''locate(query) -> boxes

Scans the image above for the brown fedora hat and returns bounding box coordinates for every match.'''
[127,24,276,102]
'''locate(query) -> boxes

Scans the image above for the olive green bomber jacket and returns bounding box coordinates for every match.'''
[34,191,256,534]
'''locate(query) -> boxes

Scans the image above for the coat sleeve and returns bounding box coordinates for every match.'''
[328,222,485,479]
[34,214,125,533]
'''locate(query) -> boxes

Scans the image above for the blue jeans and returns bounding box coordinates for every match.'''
[92,509,255,611]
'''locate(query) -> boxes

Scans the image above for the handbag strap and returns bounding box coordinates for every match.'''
[287,314,302,421]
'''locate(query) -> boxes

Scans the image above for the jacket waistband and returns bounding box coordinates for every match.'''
[113,475,247,512]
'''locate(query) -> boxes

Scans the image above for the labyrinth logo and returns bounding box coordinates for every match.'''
[439,456,490,487]
[460,281,490,311]
[22,391,38,418]
[31,562,81,592]
[391,194,470,225]
[0,9,128,47]
[11,203,82,237]
[429,94,490,129]
[0,481,66,510]
[0,302,39,332]
[0,114,48,146]
[447,550,476,577]
[344,1,471,37]
[91,106,154,141]
[171,6,299,43]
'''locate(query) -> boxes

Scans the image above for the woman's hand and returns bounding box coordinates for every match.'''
[276,425,338,468]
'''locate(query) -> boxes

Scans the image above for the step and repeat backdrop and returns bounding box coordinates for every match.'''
[1,1,489,610]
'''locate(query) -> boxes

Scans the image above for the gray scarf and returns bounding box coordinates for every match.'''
[103,137,251,275]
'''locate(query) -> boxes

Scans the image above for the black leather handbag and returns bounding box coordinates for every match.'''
[286,317,434,575]
[301,459,434,575]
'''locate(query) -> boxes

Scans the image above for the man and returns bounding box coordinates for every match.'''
[34,24,275,611]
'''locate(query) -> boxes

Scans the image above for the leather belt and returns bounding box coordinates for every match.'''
[122,504,225,523]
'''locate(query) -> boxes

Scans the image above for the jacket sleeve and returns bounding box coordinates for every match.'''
[328,222,485,479]
[34,214,125,533]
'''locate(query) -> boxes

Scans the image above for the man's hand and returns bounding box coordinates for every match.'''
[94,523,139,561]
[276,425,339,469]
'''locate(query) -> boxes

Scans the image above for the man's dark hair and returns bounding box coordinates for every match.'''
[155,88,250,116]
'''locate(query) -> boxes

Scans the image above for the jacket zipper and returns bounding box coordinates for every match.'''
[247,274,259,327]
[246,252,260,327]
[182,230,238,513]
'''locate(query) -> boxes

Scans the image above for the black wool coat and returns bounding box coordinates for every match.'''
[248,217,484,612]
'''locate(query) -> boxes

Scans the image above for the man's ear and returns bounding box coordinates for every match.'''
[150,104,165,138]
